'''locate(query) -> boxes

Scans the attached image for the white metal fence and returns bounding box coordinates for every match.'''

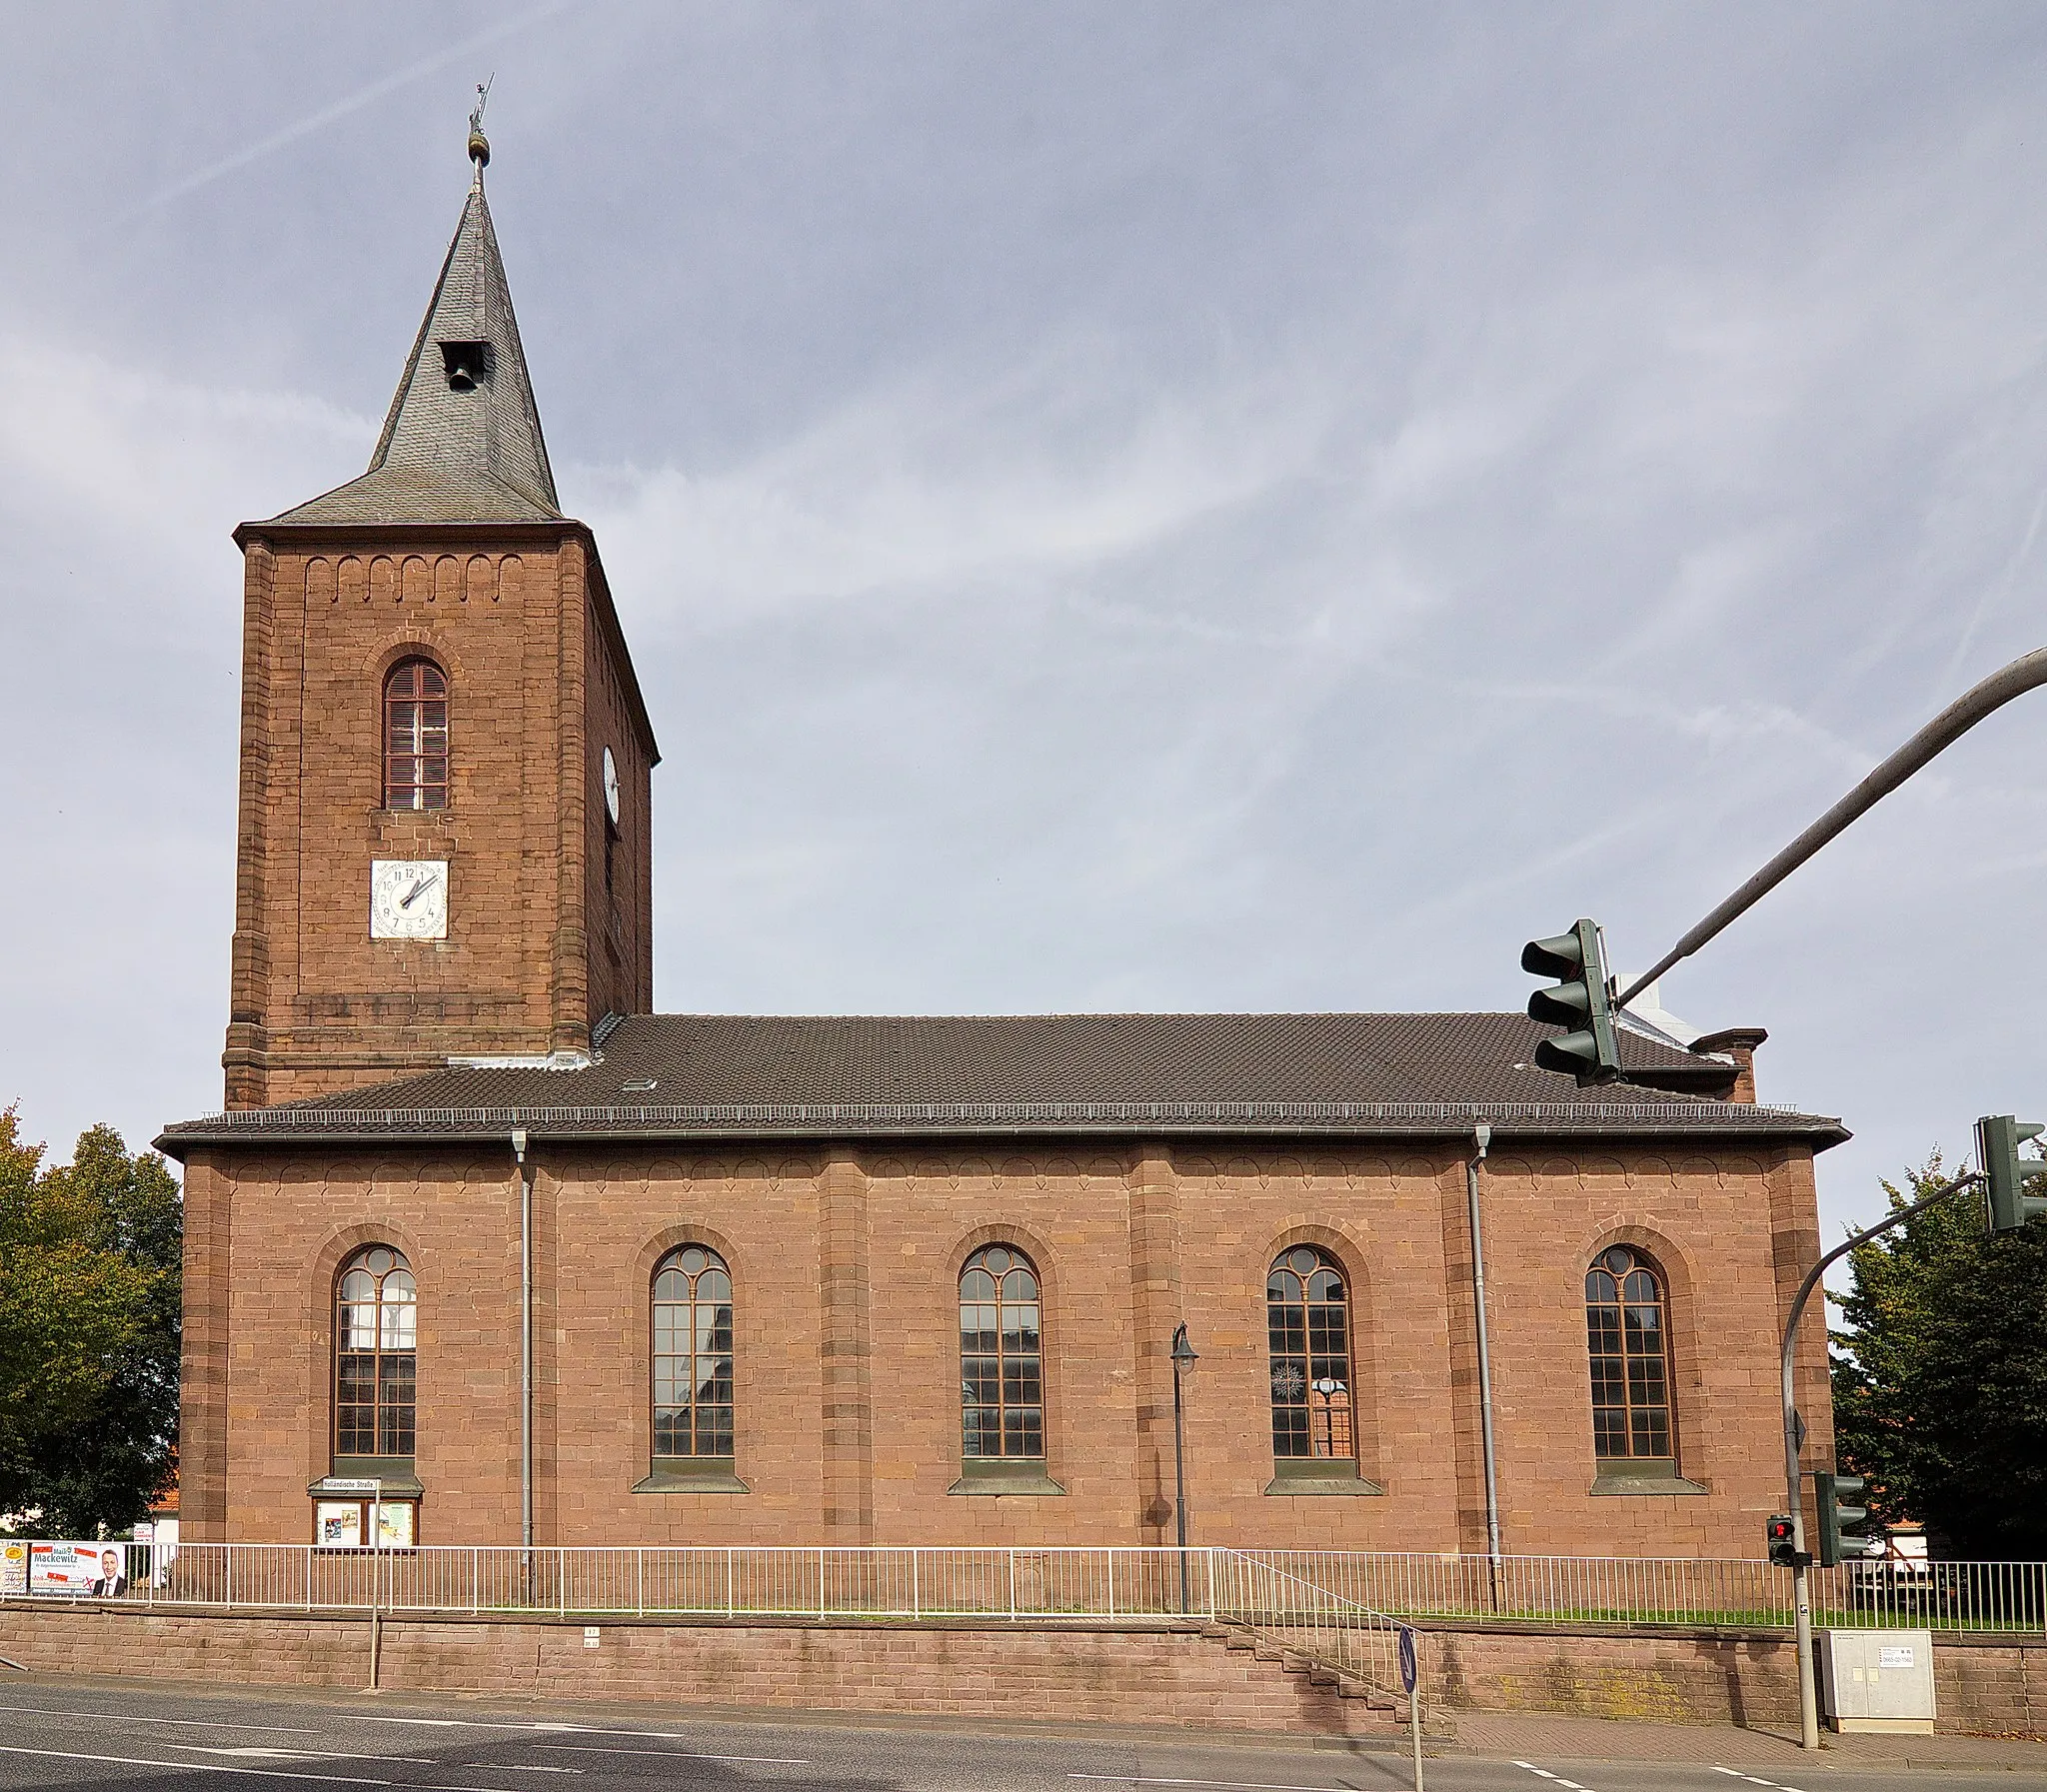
[30,1543,2047,1632]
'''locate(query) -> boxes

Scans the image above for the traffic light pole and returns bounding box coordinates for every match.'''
[1777,1169,1980,1749]
[1614,645,2047,1013]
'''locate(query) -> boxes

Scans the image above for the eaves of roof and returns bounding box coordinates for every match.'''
[155,1095,1848,1156]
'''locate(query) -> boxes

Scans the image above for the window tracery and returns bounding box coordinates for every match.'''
[653,1245,734,1458]
[1585,1245,1676,1462]
[1267,1245,1355,1461]
[960,1245,1043,1458]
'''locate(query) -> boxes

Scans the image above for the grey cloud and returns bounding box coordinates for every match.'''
[3,4,2046,1273]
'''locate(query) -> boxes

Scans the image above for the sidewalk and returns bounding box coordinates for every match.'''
[1439,1710,2046,1772]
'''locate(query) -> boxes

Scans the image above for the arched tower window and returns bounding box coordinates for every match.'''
[653,1246,734,1460]
[960,1244,1042,1459]
[383,658,448,810]
[1585,1245,1676,1463]
[1267,1246,1355,1462]
[335,1246,416,1458]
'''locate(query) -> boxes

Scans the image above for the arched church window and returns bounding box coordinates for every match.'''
[383,658,449,810]
[653,1246,734,1459]
[335,1246,416,1458]
[960,1245,1043,1459]
[1585,1245,1676,1463]
[1267,1246,1356,1462]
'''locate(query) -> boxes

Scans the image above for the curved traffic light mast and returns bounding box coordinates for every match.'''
[1515,645,2047,1750]
[1613,645,2047,1013]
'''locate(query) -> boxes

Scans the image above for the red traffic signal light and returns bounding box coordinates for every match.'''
[1766,1513,1800,1568]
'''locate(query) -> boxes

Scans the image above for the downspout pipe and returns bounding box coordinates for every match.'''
[512,1128,532,1559]
[1465,1124,1503,1589]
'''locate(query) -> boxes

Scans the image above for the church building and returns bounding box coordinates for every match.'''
[158,136,1846,1563]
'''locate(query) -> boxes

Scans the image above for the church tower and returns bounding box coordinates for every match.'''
[222,128,658,1108]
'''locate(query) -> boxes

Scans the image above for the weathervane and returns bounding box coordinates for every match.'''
[468,76,494,176]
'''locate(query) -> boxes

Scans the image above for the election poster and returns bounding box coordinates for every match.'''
[29,1541,130,1596]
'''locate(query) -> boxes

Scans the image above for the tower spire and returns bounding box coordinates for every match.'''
[267,87,560,527]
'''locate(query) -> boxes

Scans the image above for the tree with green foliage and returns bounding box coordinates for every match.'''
[0,1107,181,1533]
[1830,1151,2047,1560]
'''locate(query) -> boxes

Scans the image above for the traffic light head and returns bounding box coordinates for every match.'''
[1976,1114,2047,1234]
[1766,1513,1798,1568]
[1521,918,1622,1085]
[1813,1470,1883,1568]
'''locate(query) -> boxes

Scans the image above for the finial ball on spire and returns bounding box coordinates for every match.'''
[468,78,492,169]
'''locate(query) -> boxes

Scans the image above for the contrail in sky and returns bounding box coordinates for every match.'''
[121,1,570,220]
[1939,481,2047,700]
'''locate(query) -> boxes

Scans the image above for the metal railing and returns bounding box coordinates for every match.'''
[70,1543,1218,1621]
[18,1543,2046,1633]
[1220,1550,2047,1633]
[1210,1548,1405,1701]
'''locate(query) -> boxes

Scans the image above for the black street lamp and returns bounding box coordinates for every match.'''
[1170,1323,1199,1612]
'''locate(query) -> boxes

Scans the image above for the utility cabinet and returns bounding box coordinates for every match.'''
[1816,1629,1937,1734]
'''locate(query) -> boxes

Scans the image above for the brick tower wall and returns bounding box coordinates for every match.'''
[222,528,653,1107]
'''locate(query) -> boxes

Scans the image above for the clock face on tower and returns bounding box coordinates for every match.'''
[602,746,621,827]
[370,860,449,939]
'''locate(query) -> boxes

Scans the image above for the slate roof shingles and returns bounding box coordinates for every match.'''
[156,1013,1847,1150]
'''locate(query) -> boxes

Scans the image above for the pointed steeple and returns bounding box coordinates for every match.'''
[274,131,562,525]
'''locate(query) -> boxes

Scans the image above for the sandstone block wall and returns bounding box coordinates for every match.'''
[222,527,654,1107]
[181,1135,1830,1558]
[0,1605,1381,1736]
[2,1605,2038,1739]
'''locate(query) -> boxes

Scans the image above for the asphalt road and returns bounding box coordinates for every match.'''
[0,1682,2028,1792]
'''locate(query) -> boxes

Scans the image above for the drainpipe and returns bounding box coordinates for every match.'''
[513,1128,532,1562]
[1464,1124,1503,1599]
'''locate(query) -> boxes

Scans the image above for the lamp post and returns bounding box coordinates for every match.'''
[1170,1323,1199,1613]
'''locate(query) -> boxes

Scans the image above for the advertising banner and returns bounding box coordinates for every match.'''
[29,1541,130,1596]
[0,1542,24,1596]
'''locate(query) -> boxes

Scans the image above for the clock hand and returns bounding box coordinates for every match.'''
[400,874,441,910]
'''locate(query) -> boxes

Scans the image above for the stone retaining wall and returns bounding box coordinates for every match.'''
[2,1601,2040,1740]
[1421,1621,2045,1738]
[0,1602,1381,1736]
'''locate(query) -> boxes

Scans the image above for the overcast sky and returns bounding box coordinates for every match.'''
[5,3,2047,1255]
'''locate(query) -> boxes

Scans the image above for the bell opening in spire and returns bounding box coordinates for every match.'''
[439,340,492,392]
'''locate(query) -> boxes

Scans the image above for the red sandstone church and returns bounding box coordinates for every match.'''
[158,138,1845,1562]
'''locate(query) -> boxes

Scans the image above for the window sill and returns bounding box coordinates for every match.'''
[1263,1462,1385,1496]
[634,1462,749,1494]
[949,1460,1066,1497]
[1590,1461,1708,1496]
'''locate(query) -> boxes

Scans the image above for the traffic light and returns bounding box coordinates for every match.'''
[1813,1471,1882,1568]
[1766,1513,1801,1568]
[1976,1114,2047,1234]
[1520,919,1622,1085]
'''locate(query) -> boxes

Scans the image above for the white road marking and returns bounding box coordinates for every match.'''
[0,1740,526,1791]
[170,1745,436,1763]
[337,1712,802,1754]
[535,1742,812,1764]
[462,1768,584,1776]
[1513,1763,1596,1792]
[0,1702,319,1734]
[1068,1776,1362,1791]
[1711,1771,1805,1792]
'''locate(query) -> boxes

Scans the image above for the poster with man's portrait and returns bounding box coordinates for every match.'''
[29,1541,128,1596]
